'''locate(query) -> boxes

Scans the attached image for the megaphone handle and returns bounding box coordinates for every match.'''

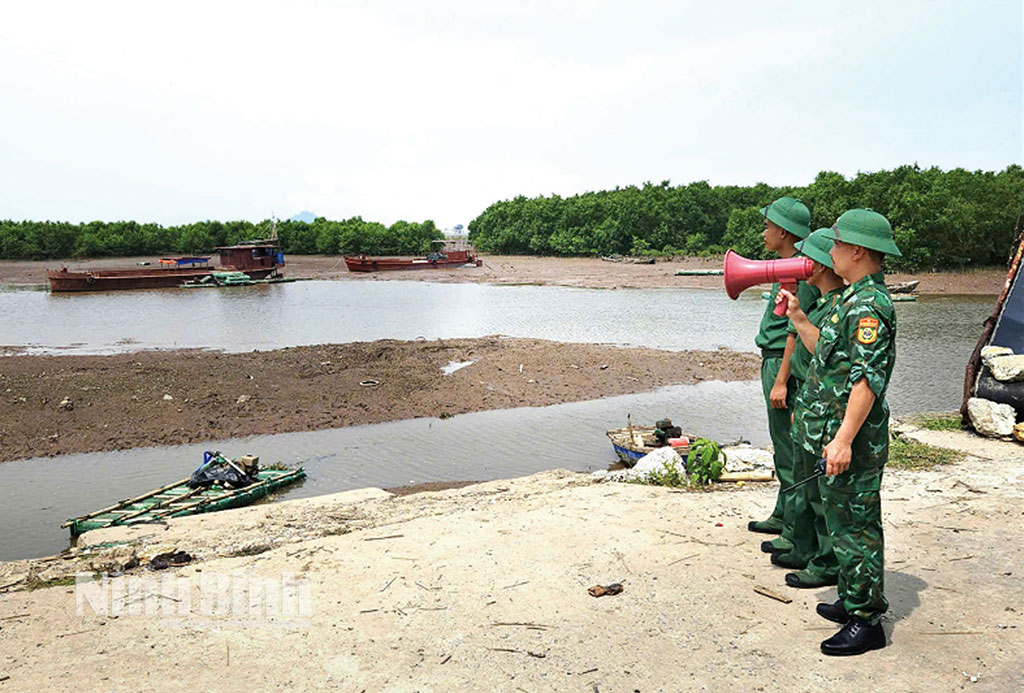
[773,280,796,316]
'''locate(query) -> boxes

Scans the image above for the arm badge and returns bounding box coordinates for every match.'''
[857,317,879,344]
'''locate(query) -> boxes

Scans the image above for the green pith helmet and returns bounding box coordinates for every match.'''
[821,208,902,256]
[759,196,811,239]
[796,228,835,269]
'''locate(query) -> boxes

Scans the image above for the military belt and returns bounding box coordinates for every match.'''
[760,348,785,359]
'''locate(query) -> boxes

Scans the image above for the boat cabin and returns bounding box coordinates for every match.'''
[216,241,285,272]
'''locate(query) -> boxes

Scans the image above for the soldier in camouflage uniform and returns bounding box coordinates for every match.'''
[769,229,846,585]
[747,197,819,553]
[781,208,900,656]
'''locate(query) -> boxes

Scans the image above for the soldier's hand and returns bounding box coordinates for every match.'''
[769,381,787,409]
[823,439,852,476]
[777,288,803,321]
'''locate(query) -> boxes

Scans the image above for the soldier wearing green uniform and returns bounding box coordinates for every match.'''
[769,229,846,587]
[782,208,901,656]
[748,197,820,556]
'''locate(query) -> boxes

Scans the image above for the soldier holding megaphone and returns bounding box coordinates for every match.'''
[725,197,819,557]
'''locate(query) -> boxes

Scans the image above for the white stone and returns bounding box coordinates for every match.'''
[967,397,1016,437]
[604,446,685,482]
[236,395,252,404]
[981,345,1014,369]
[721,444,774,472]
[987,354,1024,382]
[162,394,174,401]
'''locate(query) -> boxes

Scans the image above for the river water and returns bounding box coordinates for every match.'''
[0,281,995,560]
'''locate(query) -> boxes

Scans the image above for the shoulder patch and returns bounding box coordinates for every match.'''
[857,317,879,344]
[830,313,840,323]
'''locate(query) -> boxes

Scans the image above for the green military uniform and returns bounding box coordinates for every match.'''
[751,196,817,539]
[793,211,900,627]
[755,275,819,543]
[780,231,846,581]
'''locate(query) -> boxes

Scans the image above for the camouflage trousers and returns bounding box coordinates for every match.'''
[761,357,798,530]
[783,445,839,577]
[821,466,888,624]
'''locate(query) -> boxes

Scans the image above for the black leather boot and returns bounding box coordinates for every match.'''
[747,518,783,534]
[820,617,886,656]
[770,552,808,569]
[760,540,788,554]
[786,572,838,589]
[815,599,848,623]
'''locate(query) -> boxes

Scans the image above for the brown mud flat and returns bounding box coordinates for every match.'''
[0,254,1006,293]
[0,337,759,463]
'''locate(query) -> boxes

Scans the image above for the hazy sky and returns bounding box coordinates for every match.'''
[1,0,1020,228]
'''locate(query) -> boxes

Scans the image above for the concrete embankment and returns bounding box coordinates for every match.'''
[0,427,1022,691]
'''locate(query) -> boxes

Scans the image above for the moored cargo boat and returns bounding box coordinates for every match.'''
[48,240,286,292]
[344,238,482,272]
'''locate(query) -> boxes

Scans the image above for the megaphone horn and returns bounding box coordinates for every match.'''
[723,250,814,315]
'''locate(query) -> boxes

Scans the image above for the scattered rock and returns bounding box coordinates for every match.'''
[588,583,623,597]
[236,395,252,405]
[967,397,1016,438]
[148,551,193,571]
[58,397,73,411]
[981,345,1014,369]
[162,394,174,401]
[1013,422,1024,443]
[988,354,1024,382]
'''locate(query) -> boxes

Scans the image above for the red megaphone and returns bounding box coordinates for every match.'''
[723,250,814,316]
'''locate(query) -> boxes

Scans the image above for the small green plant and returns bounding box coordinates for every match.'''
[915,414,962,431]
[643,458,689,487]
[888,437,961,470]
[686,438,727,485]
[26,574,79,591]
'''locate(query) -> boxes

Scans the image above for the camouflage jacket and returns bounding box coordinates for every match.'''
[793,272,896,467]
[755,278,820,351]
[788,285,845,383]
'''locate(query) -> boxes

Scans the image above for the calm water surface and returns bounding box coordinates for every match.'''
[0,281,994,560]
[0,280,992,413]
[1,381,766,560]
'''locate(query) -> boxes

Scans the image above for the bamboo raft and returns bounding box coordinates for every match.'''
[62,468,306,537]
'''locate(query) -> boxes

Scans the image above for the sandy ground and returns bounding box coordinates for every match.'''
[0,425,1021,691]
[0,253,1007,293]
[0,337,758,463]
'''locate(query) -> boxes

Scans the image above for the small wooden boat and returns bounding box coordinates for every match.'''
[887,280,920,294]
[606,426,694,467]
[62,467,306,537]
[675,268,723,276]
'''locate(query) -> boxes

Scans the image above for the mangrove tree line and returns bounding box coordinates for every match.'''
[0,217,443,261]
[467,165,1024,270]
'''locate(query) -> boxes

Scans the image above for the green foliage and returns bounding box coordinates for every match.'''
[0,217,444,260]
[686,438,727,485]
[642,456,690,488]
[914,413,963,431]
[888,437,961,470]
[468,164,1024,271]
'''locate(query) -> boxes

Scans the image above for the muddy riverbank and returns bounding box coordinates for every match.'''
[0,337,758,463]
[0,254,1006,293]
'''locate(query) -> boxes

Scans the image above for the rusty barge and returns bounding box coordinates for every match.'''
[344,239,482,273]
[47,241,285,292]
